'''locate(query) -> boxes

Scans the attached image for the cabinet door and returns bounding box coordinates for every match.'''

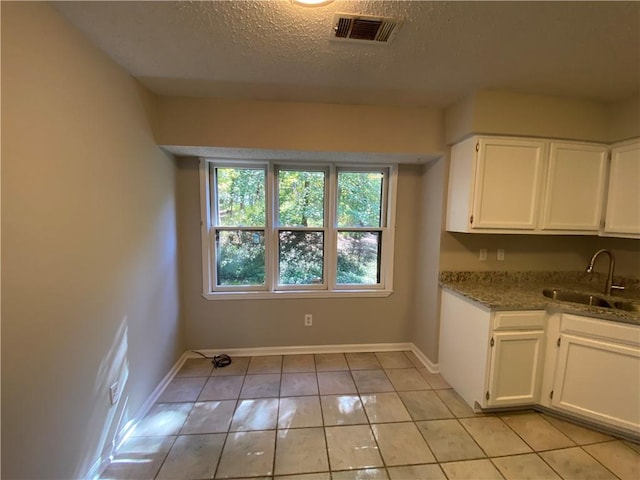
[439,289,491,410]
[486,330,545,407]
[472,138,545,230]
[552,333,640,432]
[604,140,640,237]
[541,142,607,232]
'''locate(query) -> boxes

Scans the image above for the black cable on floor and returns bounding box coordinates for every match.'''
[190,350,232,368]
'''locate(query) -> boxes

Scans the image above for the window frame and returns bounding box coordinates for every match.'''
[200,159,397,300]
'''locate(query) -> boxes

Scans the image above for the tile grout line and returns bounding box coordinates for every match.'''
[312,354,333,476]
[271,356,284,478]
[211,359,251,479]
[495,411,584,479]
[578,442,626,480]
[115,352,639,480]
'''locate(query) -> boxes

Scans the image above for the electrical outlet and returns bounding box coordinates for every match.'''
[304,314,313,326]
[497,249,505,261]
[109,381,120,405]
[479,249,487,261]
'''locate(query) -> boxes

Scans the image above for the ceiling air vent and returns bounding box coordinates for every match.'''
[331,14,401,44]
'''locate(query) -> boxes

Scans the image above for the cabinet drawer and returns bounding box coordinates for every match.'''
[493,311,546,331]
[561,313,640,347]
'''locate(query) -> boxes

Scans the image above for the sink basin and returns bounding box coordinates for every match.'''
[612,301,640,313]
[542,289,612,308]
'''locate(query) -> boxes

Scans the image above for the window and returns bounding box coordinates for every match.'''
[200,160,397,299]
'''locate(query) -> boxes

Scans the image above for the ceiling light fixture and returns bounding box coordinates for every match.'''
[292,0,334,7]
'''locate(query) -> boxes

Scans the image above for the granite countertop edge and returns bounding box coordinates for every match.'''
[440,271,640,325]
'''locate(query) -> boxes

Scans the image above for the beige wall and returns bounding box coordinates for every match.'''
[2,4,636,476]
[442,91,640,280]
[177,159,422,349]
[1,3,183,479]
[157,96,445,156]
[412,157,448,363]
[440,232,640,277]
[608,94,640,142]
[445,90,612,145]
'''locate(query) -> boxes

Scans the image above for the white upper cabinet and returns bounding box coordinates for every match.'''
[603,139,640,238]
[447,136,546,232]
[540,142,607,233]
[446,135,610,234]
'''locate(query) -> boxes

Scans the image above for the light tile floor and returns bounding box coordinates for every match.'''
[101,351,640,480]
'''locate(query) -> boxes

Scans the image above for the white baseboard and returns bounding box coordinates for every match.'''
[188,342,439,372]
[90,351,189,480]
[188,342,415,359]
[96,342,439,478]
[410,345,439,373]
[122,350,190,441]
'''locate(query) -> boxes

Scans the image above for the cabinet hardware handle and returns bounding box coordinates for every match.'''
[476,142,480,152]
[550,390,554,399]
[470,215,474,224]
[486,391,490,400]
[490,337,494,347]
[557,337,561,347]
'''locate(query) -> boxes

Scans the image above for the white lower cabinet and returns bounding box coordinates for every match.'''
[487,329,545,407]
[439,289,546,409]
[547,313,640,434]
[440,289,640,437]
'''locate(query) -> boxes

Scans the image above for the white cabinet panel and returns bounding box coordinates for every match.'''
[541,142,607,232]
[446,136,607,234]
[552,333,640,433]
[604,139,640,238]
[493,310,546,330]
[439,290,546,410]
[487,330,545,407]
[439,289,491,409]
[472,137,545,230]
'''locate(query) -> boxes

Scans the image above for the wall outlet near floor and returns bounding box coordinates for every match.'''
[304,314,313,326]
[497,248,505,261]
[479,249,487,261]
[109,381,120,405]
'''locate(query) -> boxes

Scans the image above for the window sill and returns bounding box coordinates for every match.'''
[202,290,394,300]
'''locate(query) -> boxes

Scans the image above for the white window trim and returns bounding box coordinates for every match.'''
[199,159,397,300]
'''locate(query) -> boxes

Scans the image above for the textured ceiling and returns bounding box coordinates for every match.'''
[54,1,640,108]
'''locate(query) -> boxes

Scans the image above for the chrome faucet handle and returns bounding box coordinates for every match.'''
[611,285,625,292]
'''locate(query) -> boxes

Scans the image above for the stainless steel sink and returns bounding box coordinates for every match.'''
[543,288,640,314]
[612,301,640,313]
[542,288,612,308]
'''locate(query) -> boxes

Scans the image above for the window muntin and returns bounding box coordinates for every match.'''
[211,165,267,290]
[335,168,387,286]
[202,161,396,298]
[275,167,328,288]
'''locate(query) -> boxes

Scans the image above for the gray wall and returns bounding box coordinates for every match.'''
[1,3,183,478]
[176,158,423,349]
[412,158,447,363]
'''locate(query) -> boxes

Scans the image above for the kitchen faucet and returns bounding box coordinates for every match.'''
[586,249,623,296]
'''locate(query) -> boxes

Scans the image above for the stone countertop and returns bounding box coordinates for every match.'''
[440,271,640,326]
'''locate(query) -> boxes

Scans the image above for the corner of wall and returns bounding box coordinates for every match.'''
[444,89,613,144]
[444,94,476,145]
[607,94,640,143]
[135,81,161,140]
